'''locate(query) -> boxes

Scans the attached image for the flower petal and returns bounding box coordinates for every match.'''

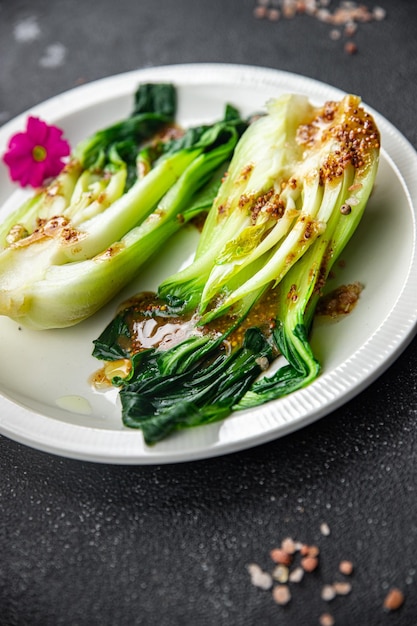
[7,158,35,187]
[29,162,47,188]
[6,132,33,154]
[45,127,71,157]
[26,116,49,144]
[2,150,33,175]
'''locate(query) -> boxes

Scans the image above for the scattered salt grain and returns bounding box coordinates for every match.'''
[254,5,268,18]
[272,584,292,605]
[252,0,387,53]
[320,522,331,537]
[333,581,352,596]
[268,8,281,20]
[270,548,293,566]
[344,41,358,55]
[303,544,320,558]
[317,8,331,22]
[282,536,297,554]
[321,584,336,601]
[247,531,360,619]
[289,566,305,583]
[373,6,386,21]
[319,613,335,626]
[383,587,405,612]
[344,21,357,37]
[273,564,290,583]
[329,28,341,40]
[247,563,273,590]
[301,555,319,572]
[339,560,353,576]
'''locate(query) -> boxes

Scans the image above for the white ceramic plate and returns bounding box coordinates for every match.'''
[0,63,416,464]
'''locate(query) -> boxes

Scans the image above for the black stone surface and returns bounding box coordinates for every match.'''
[1,1,417,624]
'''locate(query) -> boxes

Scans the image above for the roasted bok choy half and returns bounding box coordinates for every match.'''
[93,93,380,445]
[0,83,244,329]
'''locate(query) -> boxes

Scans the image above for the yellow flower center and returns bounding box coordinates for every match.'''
[32,145,47,162]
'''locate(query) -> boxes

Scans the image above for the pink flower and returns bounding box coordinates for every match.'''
[2,116,71,188]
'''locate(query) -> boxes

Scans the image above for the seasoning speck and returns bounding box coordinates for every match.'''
[270,548,293,566]
[254,5,268,18]
[268,8,281,21]
[319,613,335,626]
[282,536,297,554]
[301,544,320,558]
[272,564,290,583]
[344,41,358,55]
[333,581,352,596]
[339,560,354,576]
[248,531,359,617]
[247,563,273,590]
[383,587,405,612]
[373,6,386,21]
[272,584,291,605]
[321,584,336,602]
[301,555,319,572]
[252,0,387,53]
[289,566,304,583]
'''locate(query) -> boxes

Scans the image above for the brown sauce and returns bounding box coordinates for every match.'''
[91,281,362,390]
[114,287,280,358]
[316,281,363,318]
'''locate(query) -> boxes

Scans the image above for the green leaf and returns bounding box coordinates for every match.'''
[75,83,177,171]
[117,327,273,443]
[132,83,176,118]
[92,313,131,361]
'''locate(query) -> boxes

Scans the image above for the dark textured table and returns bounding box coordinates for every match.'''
[1,1,417,624]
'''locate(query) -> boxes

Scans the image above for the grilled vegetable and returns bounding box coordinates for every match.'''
[93,92,380,444]
[0,83,243,329]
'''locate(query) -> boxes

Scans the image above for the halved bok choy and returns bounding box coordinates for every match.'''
[0,83,244,328]
[93,93,380,444]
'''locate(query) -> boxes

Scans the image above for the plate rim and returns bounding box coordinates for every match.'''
[1,62,417,464]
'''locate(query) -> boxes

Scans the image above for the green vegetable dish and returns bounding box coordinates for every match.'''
[0,84,380,445]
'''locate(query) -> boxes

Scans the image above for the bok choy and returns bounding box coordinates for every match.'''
[0,83,244,329]
[92,92,380,445]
